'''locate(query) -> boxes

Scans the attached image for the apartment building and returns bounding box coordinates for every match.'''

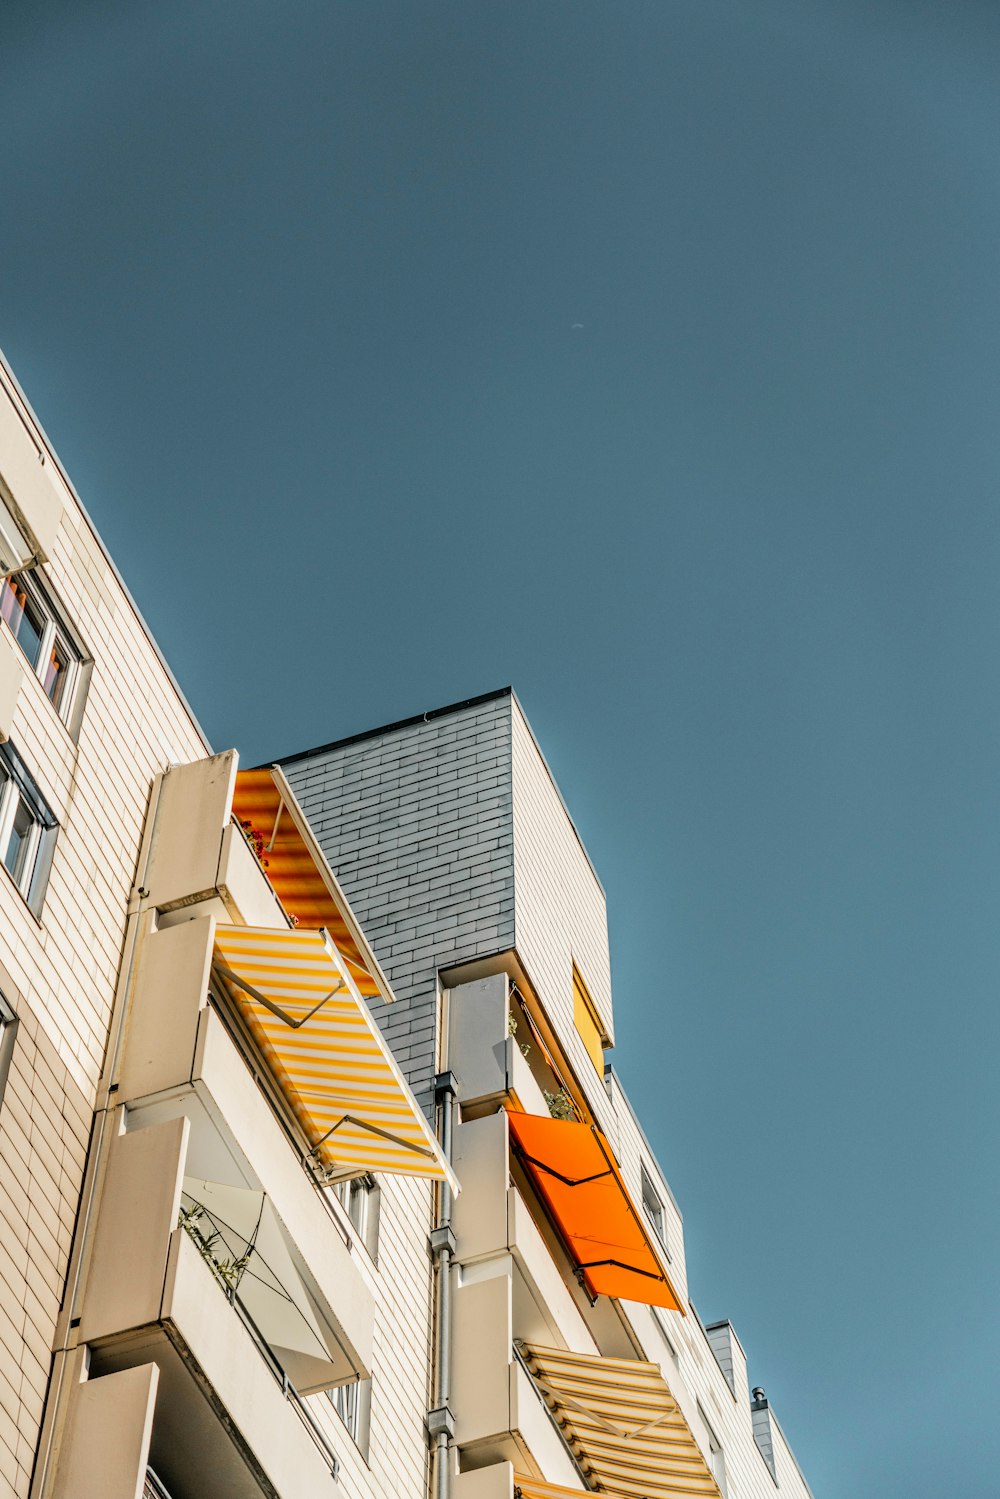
[279,690,816,1499]
[0,351,816,1499]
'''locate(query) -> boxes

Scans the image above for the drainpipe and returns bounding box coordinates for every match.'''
[30,769,166,1498]
[427,1068,459,1499]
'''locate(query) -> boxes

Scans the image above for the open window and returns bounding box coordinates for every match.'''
[572,965,608,1076]
[0,494,34,577]
[698,1404,728,1496]
[0,742,57,914]
[0,565,84,722]
[0,987,17,1108]
[641,1162,668,1250]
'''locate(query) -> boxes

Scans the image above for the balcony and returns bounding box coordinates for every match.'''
[143,1470,172,1499]
[61,1099,355,1498]
[145,752,394,1005]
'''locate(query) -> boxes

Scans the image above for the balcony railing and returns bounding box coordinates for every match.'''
[143,1470,171,1499]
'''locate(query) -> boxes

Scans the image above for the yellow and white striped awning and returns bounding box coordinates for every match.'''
[212,925,456,1189]
[514,1479,628,1499]
[518,1343,722,1499]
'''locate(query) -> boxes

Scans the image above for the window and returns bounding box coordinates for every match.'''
[652,1305,679,1368]
[0,494,33,576]
[698,1405,727,1496]
[0,988,17,1109]
[330,1378,372,1454]
[0,743,57,913]
[641,1162,667,1249]
[335,1173,379,1259]
[572,965,607,1076]
[1,567,82,719]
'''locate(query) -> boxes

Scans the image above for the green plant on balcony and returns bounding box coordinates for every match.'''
[179,1201,251,1291]
[544,1088,575,1121]
[507,1011,531,1058]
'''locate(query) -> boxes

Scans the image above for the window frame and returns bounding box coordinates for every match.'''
[335,1172,380,1261]
[652,1305,679,1366]
[0,742,58,915]
[329,1377,372,1457]
[0,493,34,577]
[572,964,608,1076]
[0,987,17,1111]
[697,1403,727,1496]
[640,1161,668,1251]
[0,564,85,725]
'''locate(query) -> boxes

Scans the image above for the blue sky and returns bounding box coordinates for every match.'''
[3,2,999,1492]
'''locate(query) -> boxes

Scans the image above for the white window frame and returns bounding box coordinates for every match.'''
[698,1404,727,1495]
[0,493,36,577]
[335,1173,379,1260]
[652,1306,679,1366]
[0,988,17,1109]
[0,564,83,723]
[641,1161,667,1250]
[329,1377,372,1455]
[0,743,57,914]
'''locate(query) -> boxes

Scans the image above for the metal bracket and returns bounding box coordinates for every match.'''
[426,1405,455,1443]
[434,1069,460,1102]
[429,1225,457,1258]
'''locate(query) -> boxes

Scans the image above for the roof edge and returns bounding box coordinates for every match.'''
[268,686,514,767]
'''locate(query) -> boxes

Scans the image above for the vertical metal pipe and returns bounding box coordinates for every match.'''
[431,1072,457,1499]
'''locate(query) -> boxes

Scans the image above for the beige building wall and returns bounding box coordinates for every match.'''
[0,356,207,1499]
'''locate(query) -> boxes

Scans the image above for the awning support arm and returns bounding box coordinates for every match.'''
[574,1257,669,1283]
[213,961,348,1028]
[513,1149,612,1189]
[308,1113,436,1161]
[519,1357,677,1442]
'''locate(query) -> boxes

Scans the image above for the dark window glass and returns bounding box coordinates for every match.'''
[4,795,34,883]
[0,576,44,668]
[43,636,70,709]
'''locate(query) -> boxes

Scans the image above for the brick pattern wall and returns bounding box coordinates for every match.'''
[282,695,516,1117]
[0,372,207,1499]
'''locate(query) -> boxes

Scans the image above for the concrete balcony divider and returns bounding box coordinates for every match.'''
[145,753,238,912]
[49,1355,159,1499]
[449,976,550,1117]
[451,1269,582,1487]
[79,1116,189,1345]
[141,752,288,927]
[452,1113,597,1355]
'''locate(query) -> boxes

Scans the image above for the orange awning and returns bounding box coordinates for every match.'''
[507,1111,683,1312]
[232,766,393,1004]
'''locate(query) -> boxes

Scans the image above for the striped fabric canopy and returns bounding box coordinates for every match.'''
[514,1478,628,1499]
[213,925,455,1188]
[232,766,394,1004]
[518,1343,722,1499]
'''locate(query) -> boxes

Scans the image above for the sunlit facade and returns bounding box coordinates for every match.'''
[0,357,814,1499]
